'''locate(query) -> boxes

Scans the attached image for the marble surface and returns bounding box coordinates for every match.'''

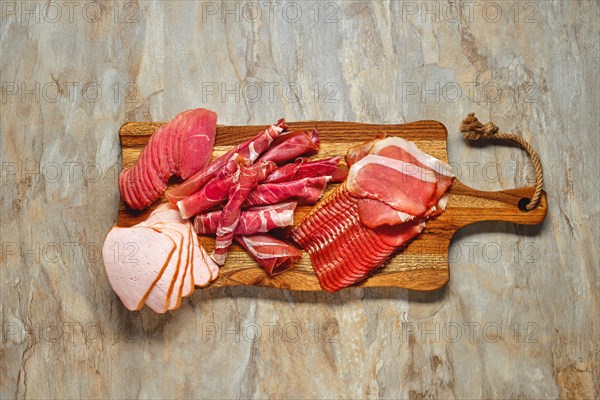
[1,1,598,398]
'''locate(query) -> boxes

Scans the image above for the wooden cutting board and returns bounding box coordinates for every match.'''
[117,120,547,291]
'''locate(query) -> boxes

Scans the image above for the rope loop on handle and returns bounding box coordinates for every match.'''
[460,113,544,211]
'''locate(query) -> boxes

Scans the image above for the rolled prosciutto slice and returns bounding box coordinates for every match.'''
[211,160,276,265]
[177,154,243,219]
[194,202,296,235]
[244,176,331,207]
[235,234,301,276]
[263,157,347,183]
[166,119,287,204]
[258,129,319,164]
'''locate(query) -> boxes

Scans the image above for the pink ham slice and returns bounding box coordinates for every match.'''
[244,176,331,207]
[235,234,301,276]
[141,226,183,313]
[191,233,214,287]
[102,226,176,310]
[166,120,287,204]
[194,202,296,235]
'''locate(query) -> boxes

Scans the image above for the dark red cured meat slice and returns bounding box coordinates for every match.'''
[156,125,173,181]
[178,109,217,179]
[148,129,170,183]
[234,234,301,276]
[244,176,330,207]
[118,168,134,208]
[131,166,152,208]
[141,147,167,195]
[357,198,414,229]
[258,130,319,165]
[137,153,160,202]
[347,155,437,216]
[124,167,144,210]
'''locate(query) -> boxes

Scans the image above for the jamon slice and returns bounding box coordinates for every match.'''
[345,134,385,167]
[194,202,296,235]
[258,130,319,164]
[370,137,454,208]
[244,176,331,207]
[177,154,242,219]
[235,234,301,276]
[357,198,413,229]
[346,155,437,216]
[166,119,287,204]
[263,157,347,184]
[102,226,176,310]
[211,160,275,265]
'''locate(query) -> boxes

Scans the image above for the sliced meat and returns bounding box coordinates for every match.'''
[235,234,301,276]
[194,202,296,235]
[118,108,218,210]
[166,119,287,204]
[191,232,212,287]
[263,157,347,184]
[346,154,437,216]
[176,154,242,219]
[357,198,413,229]
[244,176,331,207]
[211,160,275,265]
[102,226,176,311]
[258,130,319,164]
[179,109,217,179]
[141,226,182,313]
[369,136,454,208]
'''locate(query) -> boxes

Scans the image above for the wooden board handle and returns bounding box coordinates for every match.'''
[441,181,548,229]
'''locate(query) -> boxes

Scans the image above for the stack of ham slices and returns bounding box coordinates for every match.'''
[102,204,218,312]
[291,136,454,292]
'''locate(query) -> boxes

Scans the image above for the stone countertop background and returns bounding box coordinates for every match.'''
[1,1,598,399]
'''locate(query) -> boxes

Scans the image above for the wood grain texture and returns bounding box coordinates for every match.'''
[117,120,547,291]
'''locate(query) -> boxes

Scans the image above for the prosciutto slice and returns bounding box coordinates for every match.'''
[235,234,301,276]
[166,120,287,204]
[177,154,242,219]
[194,202,296,235]
[258,130,319,164]
[244,176,331,207]
[346,155,437,216]
[211,160,275,265]
[263,157,347,183]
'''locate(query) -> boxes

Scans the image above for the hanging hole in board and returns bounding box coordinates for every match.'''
[518,197,531,212]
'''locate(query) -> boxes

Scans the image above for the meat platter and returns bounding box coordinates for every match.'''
[115,118,548,292]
